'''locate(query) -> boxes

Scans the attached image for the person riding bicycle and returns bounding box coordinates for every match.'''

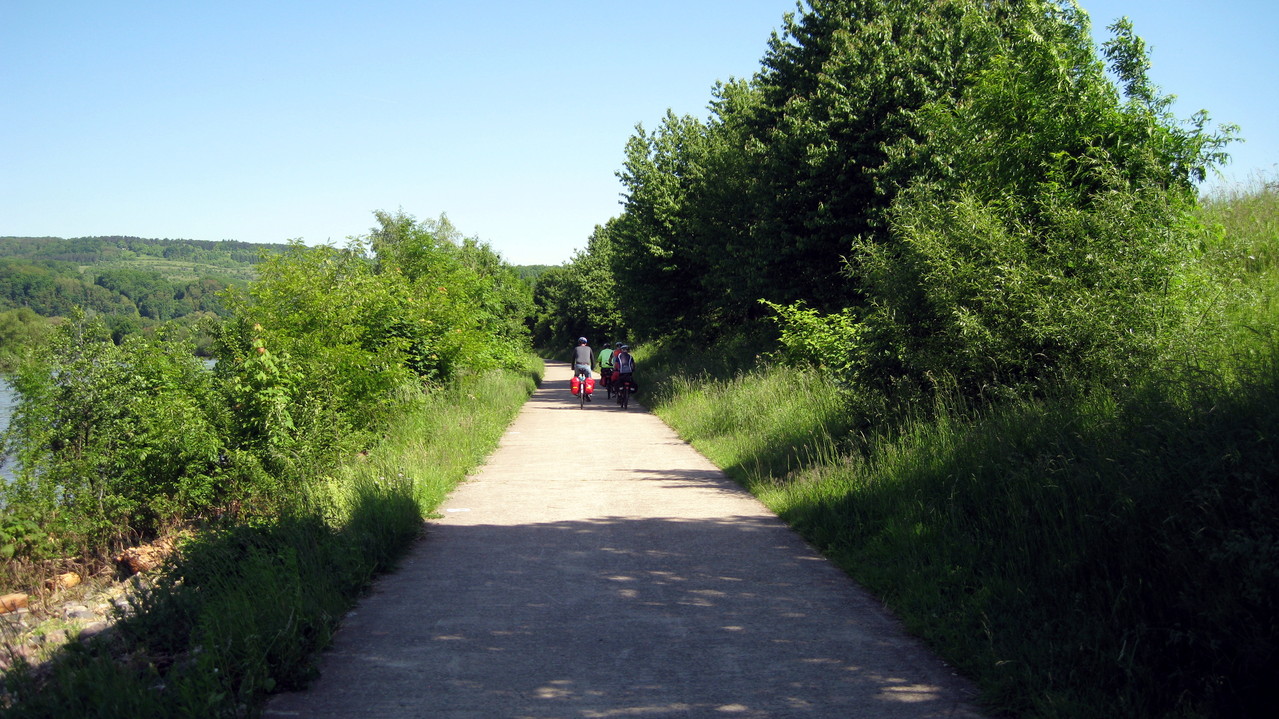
[612,344,635,403]
[571,336,594,379]
[597,341,615,391]
[571,336,594,401]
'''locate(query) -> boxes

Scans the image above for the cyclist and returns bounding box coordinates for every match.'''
[597,341,615,393]
[612,344,635,404]
[571,336,594,402]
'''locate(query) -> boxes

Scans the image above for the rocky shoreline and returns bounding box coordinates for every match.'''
[0,537,175,675]
[0,572,151,673]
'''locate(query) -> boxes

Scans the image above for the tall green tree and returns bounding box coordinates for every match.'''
[745,0,1007,312]
[611,80,765,340]
[531,223,626,350]
[846,3,1235,393]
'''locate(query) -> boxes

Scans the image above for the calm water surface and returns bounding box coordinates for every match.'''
[1,378,15,483]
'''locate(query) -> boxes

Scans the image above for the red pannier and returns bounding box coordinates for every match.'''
[570,377,596,396]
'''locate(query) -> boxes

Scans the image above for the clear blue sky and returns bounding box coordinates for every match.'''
[2,1,1275,266]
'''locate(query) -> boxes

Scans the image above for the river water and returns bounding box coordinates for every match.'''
[1,378,15,483]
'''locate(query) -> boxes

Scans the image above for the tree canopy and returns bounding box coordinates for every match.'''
[540,0,1235,397]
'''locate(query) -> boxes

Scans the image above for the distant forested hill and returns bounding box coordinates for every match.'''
[0,236,288,347]
[0,235,282,277]
[512,264,556,283]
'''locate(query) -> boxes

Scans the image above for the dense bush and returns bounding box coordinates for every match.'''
[1,211,534,569]
[846,12,1231,396]
[2,313,238,555]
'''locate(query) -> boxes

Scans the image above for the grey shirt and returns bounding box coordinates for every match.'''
[572,345,593,368]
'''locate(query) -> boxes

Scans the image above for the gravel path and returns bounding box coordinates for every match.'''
[265,362,985,718]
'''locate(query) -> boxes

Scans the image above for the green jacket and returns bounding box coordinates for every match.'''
[598,348,614,369]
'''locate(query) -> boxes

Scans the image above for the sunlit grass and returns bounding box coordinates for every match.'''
[652,365,848,482]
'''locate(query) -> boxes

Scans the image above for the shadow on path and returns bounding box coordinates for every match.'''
[266,362,982,718]
[268,513,981,718]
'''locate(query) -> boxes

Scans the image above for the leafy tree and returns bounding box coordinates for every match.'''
[0,307,54,369]
[3,313,228,554]
[743,0,1008,314]
[531,223,626,351]
[368,210,533,372]
[846,2,1235,394]
[611,80,765,339]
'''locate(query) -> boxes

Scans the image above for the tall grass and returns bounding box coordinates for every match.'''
[1,358,542,717]
[649,357,1277,718]
[650,367,850,481]
[1198,176,1279,366]
[642,183,1279,717]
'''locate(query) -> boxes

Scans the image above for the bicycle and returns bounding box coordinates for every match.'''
[575,368,587,409]
[615,373,633,410]
[600,367,615,399]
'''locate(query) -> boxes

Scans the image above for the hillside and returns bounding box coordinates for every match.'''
[0,236,288,322]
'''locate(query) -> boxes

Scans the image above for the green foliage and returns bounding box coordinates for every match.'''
[2,312,230,555]
[530,223,627,351]
[0,514,48,560]
[511,264,555,283]
[0,236,276,347]
[0,259,136,317]
[855,180,1210,394]
[369,210,534,373]
[587,0,1238,400]
[748,0,1008,310]
[1195,175,1279,366]
[1,363,540,718]
[0,307,55,370]
[213,241,411,447]
[610,80,766,340]
[759,300,862,379]
[0,235,282,273]
[842,1,1233,396]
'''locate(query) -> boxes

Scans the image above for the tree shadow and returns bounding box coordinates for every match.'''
[266,513,983,718]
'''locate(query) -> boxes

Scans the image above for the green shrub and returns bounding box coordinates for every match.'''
[2,313,231,556]
[1,362,540,718]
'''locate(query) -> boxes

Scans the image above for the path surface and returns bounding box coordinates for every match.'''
[266,362,984,718]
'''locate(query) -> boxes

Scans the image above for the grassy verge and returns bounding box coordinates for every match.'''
[643,354,1277,718]
[0,357,542,717]
[637,176,1279,718]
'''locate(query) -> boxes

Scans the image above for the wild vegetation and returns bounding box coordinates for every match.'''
[0,236,291,367]
[0,212,540,715]
[535,1,1273,716]
[3,0,1274,715]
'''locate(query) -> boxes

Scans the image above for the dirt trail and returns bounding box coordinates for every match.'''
[266,362,984,718]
